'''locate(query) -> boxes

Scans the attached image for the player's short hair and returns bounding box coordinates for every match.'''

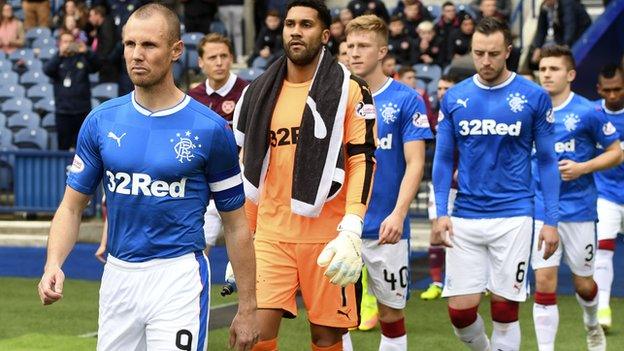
[440,73,459,83]
[345,15,388,46]
[474,17,512,47]
[598,63,624,81]
[286,0,331,29]
[442,1,455,8]
[539,44,576,70]
[417,21,434,32]
[198,33,234,57]
[90,5,106,17]
[398,66,415,78]
[128,3,181,45]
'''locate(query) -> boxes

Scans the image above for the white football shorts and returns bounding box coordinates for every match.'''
[98,252,210,351]
[597,198,624,242]
[442,216,532,302]
[362,239,409,309]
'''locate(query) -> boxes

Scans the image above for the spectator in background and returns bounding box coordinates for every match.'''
[475,0,507,23]
[415,21,443,65]
[398,66,417,88]
[530,0,591,65]
[388,15,417,66]
[218,0,244,62]
[471,0,512,21]
[43,32,100,150]
[61,15,88,44]
[0,4,25,55]
[88,5,119,83]
[382,54,398,78]
[402,0,434,39]
[327,17,345,55]
[347,0,390,22]
[393,0,432,21]
[339,8,354,27]
[22,0,49,30]
[447,13,475,61]
[435,2,460,66]
[182,0,217,34]
[56,0,89,30]
[337,40,350,67]
[247,9,282,68]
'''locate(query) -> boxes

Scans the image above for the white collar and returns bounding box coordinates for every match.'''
[472,72,516,90]
[553,92,574,112]
[602,99,624,115]
[131,91,190,117]
[206,72,237,97]
[372,77,393,97]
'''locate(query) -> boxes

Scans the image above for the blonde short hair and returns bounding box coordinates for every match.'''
[417,21,434,32]
[345,14,388,45]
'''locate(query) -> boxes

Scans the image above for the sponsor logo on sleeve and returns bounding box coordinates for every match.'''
[70,155,85,173]
[356,101,376,120]
[412,112,430,128]
[603,121,616,136]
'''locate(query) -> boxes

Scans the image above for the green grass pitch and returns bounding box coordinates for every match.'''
[2,277,622,350]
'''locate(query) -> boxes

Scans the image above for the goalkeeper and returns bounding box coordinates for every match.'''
[232,0,377,349]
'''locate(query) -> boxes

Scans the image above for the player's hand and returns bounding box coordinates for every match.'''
[229,308,259,351]
[538,224,559,260]
[432,216,453,248]
[558,159,587,181]
[317,214,363,287]
[37,266,65,305]
[94,242,107,263]
[378,211,404,245]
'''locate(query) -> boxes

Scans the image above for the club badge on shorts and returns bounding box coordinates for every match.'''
[221,100,235,115]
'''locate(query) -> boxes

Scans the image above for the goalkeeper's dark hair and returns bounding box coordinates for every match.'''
[286,0,332,29]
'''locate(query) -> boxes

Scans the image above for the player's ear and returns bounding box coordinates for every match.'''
[379,45,388,61]
[567,69,576,83]
[321,28,331,45]
[171,39,184,62]
[505,44,512,59]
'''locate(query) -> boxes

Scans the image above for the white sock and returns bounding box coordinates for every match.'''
[379,334,407,351]
[533,303,558,351]
[576,291,599,327]
[594,249,614,310]
[453,314,490,351]
[342,331,353,351]
[491,321,521,351]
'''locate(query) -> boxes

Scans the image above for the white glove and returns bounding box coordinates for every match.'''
[224,261,235,282]
[317,214,363,287]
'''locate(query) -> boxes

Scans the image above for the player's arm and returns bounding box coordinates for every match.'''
[559,140,622,181]
[95,218,108,263]
[38,187,91,305]
[431,98,455,247]
[379,140,426,245]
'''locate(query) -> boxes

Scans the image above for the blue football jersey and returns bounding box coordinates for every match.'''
[534,93,620,222]
[594,100,624,205]
[362,79,433,239]
[67,92,245,262]
[434,73,559,223]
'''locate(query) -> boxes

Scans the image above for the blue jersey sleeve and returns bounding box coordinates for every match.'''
[66,113,103,195]
[590,109,620,149]
[532,92,559,226]
[432,95,455,217]
[206,123,245,212]
[401,93,434,142]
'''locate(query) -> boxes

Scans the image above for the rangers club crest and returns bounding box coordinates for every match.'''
[563,113,580,131]
[380,103,400,124]
[170,131,201,163]
[507,93,528,113]
[221,100,235,115]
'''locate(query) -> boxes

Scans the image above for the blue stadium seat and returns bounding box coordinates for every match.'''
[91,98,101,109]
[0,126,11,146]
[414,63,442,84]
[426,5,442,19]
[186,49,199,72]
[41,112,56,130]
[27,83,53,102]
[92,83,119,101]
[237,68,265,82]
[13,127,48,150]
[25,27,52,43]
[0,84,26,102]
[0,58,12,71]
[32,37,55,49]
[251,56,268,69]
[34,98,55,114]
[20,70,50,87]
[8,48,35,63]
[210,21,227,36]
[89,73,99,87]
[7,111,40,131]
[48,131,58,150]
[428,94,439,111]
[182,32,204,49]
[457,4,477,19]
[38,47,58,61]
[2,97,33,114]
[0,113,6,127]
[427,80,438,99]
[23,58,43,72]
[0,71,19,84]
[416,79,427,91]
[0,143,16,190]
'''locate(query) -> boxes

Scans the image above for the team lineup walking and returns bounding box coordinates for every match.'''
[30,0,624,350]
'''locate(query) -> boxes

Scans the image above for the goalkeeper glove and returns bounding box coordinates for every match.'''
[221,261,237,296]
[316,214,363,287]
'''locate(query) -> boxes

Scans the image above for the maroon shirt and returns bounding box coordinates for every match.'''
[188,73,248,123]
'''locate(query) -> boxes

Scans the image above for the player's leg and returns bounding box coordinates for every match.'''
[358,265,379,331]
[298,243,358,349]
[531,220,563,351]
[594,198,622,330]
[202,201,222,257]
[487,216,533,351]
[444,217,490,350]
[362,239,409,350]
[252,239,300,350]
[422,184,445,300]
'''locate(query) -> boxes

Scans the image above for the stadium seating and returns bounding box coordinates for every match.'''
[181,32,204,49]
[92,83,119,102]
[0,84,26,102]
[2,97,33,114]
[0,71,19,84]
[209,21,228,36]
[32,37,54,50]
[0,59,12,71]
[13,127,48,150]
[414,63,442,84]
[25,27,52,44]
[7,111,40,131]
[91,98,101,109]
[23,58,43,72]
[416,79,427,91]
[41,113,55,130]
[0,113,6,127]
[8,48,35,63]
[426,5,441,19]
[186,49,200,73]
[237,68,265,82]
[20,70,49,87]
[89,73,99,86]
[26,83,53,103]
[34,99,55,114]
[0,126,10,146]
[48,131,58,150]
[37,47,58,61]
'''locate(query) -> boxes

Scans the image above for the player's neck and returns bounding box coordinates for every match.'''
[551,87,572,109]
[208,74,230,92]
[364,67,389,94]
[605,100,624,112]
[477,68,512,87]
[134,80,185,112]
[286,52,321,83]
